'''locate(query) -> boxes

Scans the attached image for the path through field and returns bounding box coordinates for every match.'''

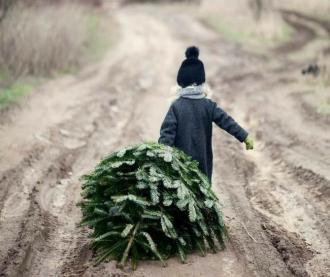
[0,2,329,277]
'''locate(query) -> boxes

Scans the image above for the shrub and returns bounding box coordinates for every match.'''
[79,143,227,269]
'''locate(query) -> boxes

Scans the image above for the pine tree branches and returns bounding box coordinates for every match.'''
[78,142,227,269]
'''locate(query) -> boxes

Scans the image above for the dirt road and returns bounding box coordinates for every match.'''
[0,2,329,277]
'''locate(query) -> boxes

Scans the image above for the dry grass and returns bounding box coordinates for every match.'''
[0,2,113,108]
[0,3,97,85]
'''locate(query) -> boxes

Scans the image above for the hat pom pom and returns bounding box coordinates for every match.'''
[185,46,199,59]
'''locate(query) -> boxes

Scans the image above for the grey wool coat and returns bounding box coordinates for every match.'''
[158,97,248,181]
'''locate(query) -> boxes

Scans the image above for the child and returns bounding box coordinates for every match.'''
[159,46,253,181]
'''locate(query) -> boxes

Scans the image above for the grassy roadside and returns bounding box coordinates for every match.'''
[85,13,116,64]
[0,5,116,110]
[0,82,35,109]
[202,15,293,53]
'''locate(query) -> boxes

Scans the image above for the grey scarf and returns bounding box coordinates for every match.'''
[177,85,205,99]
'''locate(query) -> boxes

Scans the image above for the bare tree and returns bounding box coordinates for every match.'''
[249,0,274,21]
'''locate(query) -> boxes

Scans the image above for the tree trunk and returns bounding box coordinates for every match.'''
[249,0,274,21]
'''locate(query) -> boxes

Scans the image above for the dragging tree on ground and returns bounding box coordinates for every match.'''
[79,142,227,269]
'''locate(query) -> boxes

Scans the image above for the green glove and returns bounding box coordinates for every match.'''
[244,136,254,150]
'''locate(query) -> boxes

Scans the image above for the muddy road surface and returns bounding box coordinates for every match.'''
[0,2,329,277]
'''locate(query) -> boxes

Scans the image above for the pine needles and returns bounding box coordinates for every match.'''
[78,142,227,269]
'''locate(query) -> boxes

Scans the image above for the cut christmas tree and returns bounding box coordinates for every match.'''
[79,142,227,269]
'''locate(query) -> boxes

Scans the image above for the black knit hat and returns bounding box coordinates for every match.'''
[177,46,205,88]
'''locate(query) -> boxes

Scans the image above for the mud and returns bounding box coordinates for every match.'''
[262,219,315,277]
[0,1,329,277]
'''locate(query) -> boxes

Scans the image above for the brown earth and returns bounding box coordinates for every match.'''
[0,1,329,277]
